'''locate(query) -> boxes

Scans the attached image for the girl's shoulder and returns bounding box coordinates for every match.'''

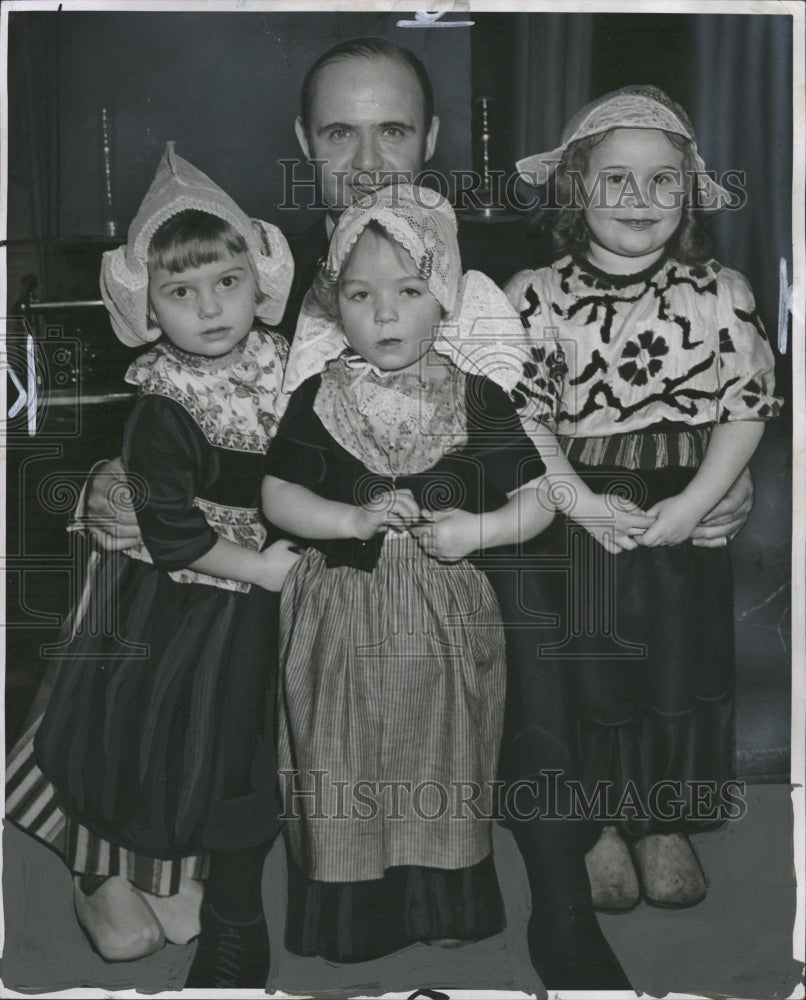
[503,256,573,312]
[696,259,756,302]
[251,322,290,365]
[123,392,206,461]
[663,258,759,315]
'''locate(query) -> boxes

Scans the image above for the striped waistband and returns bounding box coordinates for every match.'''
[558,425,711,470]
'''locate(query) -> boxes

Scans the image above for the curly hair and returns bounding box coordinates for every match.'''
[547,127,714,266]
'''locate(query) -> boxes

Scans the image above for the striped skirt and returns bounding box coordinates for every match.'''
[278,533,506,883]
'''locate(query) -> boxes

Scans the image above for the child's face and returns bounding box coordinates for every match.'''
[338,230,442,373]
[582,128,685,272]
[148,250,256,357]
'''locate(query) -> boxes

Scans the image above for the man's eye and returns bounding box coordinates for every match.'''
[382,127,404,139]
[328,128,351,142]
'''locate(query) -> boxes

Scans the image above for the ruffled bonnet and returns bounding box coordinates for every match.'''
[283,184,551,431]
[100,142,294,347]
[516,85,733,211]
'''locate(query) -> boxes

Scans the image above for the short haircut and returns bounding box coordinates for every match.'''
[299,37,434,133]
[147,209,248,275]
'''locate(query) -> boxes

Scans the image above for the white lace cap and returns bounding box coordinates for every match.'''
[516,86,733,211]
[284,269,534,402]
[324,184,460,312]
[100,142,294,347]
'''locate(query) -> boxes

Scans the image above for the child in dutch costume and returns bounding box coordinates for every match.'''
[33,144,297,988]
[507,86,781,912]
[262,184,554,963]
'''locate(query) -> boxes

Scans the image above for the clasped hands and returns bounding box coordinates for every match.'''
[352,488,478,563]
[570,470,752,555]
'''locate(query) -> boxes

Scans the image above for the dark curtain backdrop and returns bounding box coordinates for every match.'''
[692,15,793,338]
[495,12,793,345]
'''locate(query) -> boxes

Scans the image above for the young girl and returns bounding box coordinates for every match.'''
[262,184,553,963]
[32,144,297,987]
[508,86,781,911]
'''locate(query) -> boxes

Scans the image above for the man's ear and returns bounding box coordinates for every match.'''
[424,116,440,163]
[295,117,311,159]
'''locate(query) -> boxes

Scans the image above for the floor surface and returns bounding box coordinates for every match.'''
[1,783,801,998]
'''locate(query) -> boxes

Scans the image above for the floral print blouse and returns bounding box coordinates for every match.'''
[121,326,289,591]
[505,254,781,440]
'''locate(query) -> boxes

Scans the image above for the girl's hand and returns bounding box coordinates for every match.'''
[352,489,421,540]
[254,538,303,591]
[636,495,703,547]
[410,509,480,562]
[572,490,656,555]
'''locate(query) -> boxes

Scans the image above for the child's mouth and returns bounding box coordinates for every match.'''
[376,338,402,348]
[202,326,231,337]
[620,220,657,230]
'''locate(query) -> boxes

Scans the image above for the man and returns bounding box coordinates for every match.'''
[278,37,535,341]
[20,35,753,991]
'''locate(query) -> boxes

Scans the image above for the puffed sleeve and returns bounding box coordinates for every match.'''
[263,375,329,490]
[714,266,782,422]
[503,269,567,433]
[122,395,218,570]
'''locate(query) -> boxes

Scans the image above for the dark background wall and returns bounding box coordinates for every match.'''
[8,11,472,242]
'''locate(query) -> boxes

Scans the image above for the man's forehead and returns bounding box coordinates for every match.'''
[308,54,425,124]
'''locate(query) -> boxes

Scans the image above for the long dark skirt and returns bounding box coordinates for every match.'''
[535,463,735,838]
[34,553,282,857]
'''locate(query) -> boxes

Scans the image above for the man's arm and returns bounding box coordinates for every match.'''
[72,456,142,551]
[690,466,754,547]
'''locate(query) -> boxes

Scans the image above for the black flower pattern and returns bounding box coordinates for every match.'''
[741,377,781,419]
[617,330,669,387]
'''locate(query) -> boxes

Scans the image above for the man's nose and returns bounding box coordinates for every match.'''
[352,132,383,173]
[198,289,223,318]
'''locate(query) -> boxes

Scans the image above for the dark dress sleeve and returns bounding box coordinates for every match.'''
[122,395,218,571]
[263,375,387,571]
[465,375,546,498]
[263,375,331,490]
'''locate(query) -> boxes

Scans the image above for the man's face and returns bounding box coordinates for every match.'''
[296,55,440,214]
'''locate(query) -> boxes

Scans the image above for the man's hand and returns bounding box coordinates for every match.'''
[254,538,303,592]
[691,467,754,547]
[83,457,142,551]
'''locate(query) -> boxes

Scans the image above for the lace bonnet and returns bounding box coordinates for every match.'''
[516,85,733,210]
[284,184,550,434]
[100,142,294,347]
